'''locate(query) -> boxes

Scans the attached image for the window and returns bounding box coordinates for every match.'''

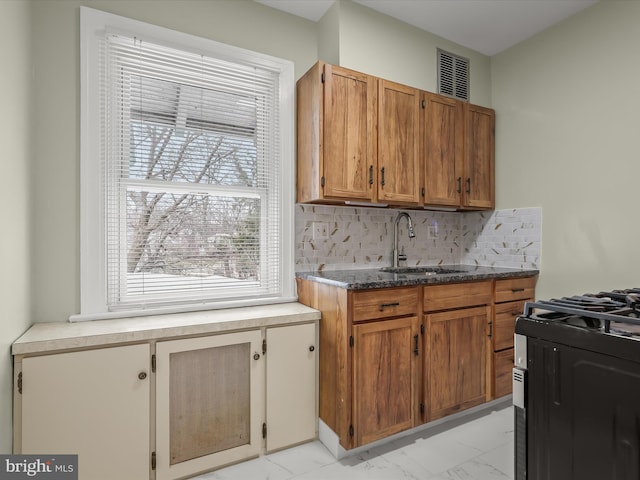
[78,8,295,320]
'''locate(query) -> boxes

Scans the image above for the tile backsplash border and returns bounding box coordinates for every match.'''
[295,205,541,272]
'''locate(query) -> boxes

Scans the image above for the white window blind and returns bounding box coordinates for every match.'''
[79,8,295,319]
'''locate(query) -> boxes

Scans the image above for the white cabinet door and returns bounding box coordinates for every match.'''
[266,323,317,452]
[155,330,264,480]
[20,344,151,480]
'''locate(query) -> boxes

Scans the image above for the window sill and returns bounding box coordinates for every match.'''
[12,302,320,356]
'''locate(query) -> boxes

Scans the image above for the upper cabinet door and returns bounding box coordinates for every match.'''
[423,93,464,207]
[322,64,378,202]
[377,80,421,205]
[463,103,495,209]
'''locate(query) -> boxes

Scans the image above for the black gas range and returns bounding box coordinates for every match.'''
[514,288,640,480]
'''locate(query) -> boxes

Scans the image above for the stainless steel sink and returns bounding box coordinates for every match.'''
[378,266,464,275]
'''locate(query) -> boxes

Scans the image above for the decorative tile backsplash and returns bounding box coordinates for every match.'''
[295,205,541,272]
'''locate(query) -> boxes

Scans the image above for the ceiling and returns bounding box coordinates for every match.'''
[254,0,598,56]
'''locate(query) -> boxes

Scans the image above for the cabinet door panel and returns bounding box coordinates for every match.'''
[323,64,377,201]
[169,343,251,464]
[378,80,420,204]
[423,93,463,207]
[494,300,527,351]
[353,316,418,446]
[463,104,495,209]
[427,306,488,420]
[21,344,150,480]
[156,331,263,480]
[266,323,317,452]
[493,348,514,398]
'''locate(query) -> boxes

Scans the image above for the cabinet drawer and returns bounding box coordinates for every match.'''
[351,287,418,322]
[493,300,528,351]
[493,348,514,398]
[494,276,536,303]
[423,281,492,312]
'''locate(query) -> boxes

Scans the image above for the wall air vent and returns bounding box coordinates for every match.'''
[437,49,470,102]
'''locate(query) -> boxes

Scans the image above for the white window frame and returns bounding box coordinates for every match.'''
[77,7,295,321]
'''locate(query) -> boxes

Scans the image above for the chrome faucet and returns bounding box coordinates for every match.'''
[393,212,416,267]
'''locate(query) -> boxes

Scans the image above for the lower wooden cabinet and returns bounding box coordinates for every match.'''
[425,306,489,420]
[266,323,318,452]
[352,317,419,446]
[18,344,151,480]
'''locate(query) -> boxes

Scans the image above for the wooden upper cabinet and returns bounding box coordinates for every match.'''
[378,80,421,205]
[297,62,377,203]
[422,92,464,207]
[422,93,495,210]
[463,103,495,209]
[297,62,494,210]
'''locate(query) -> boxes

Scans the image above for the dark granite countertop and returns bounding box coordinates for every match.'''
[295,264,539,290]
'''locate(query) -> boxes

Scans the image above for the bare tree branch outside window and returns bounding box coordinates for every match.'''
[123,76,261,294]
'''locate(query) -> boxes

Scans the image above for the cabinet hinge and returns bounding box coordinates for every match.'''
[420,403,425,414]
[349,336,354,347]
[321,176,325,188]
[420,324,425,335]
[349,425,354,437]
[262,339,267,355]
[321,72,325,83]
[17,371,22,395]
[151,354,156,373]
[151,452,156,470]
[262,422,267,439]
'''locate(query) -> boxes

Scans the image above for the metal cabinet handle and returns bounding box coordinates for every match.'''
[380,167,386,186]
[379,302,400,311]
[457,177,462,193]
[413,335,419,356]
[253,353,260,360]
[512,288,525,293]
[466,177,471,194]
[138,372,147,380]
[309,345,315,352]
[369,165,374,186]
[488,322,493,339]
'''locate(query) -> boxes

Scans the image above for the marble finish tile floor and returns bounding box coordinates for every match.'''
[196,406,514,480]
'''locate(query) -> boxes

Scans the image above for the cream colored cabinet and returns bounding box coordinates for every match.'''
[17,344,151,480]
[155,330,264,480]
[266,323,317,452]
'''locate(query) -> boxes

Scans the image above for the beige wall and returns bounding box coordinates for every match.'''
[0,0,33,454]
[333,0,492,106]
[492,0,640,299]
[29,0,318,326]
